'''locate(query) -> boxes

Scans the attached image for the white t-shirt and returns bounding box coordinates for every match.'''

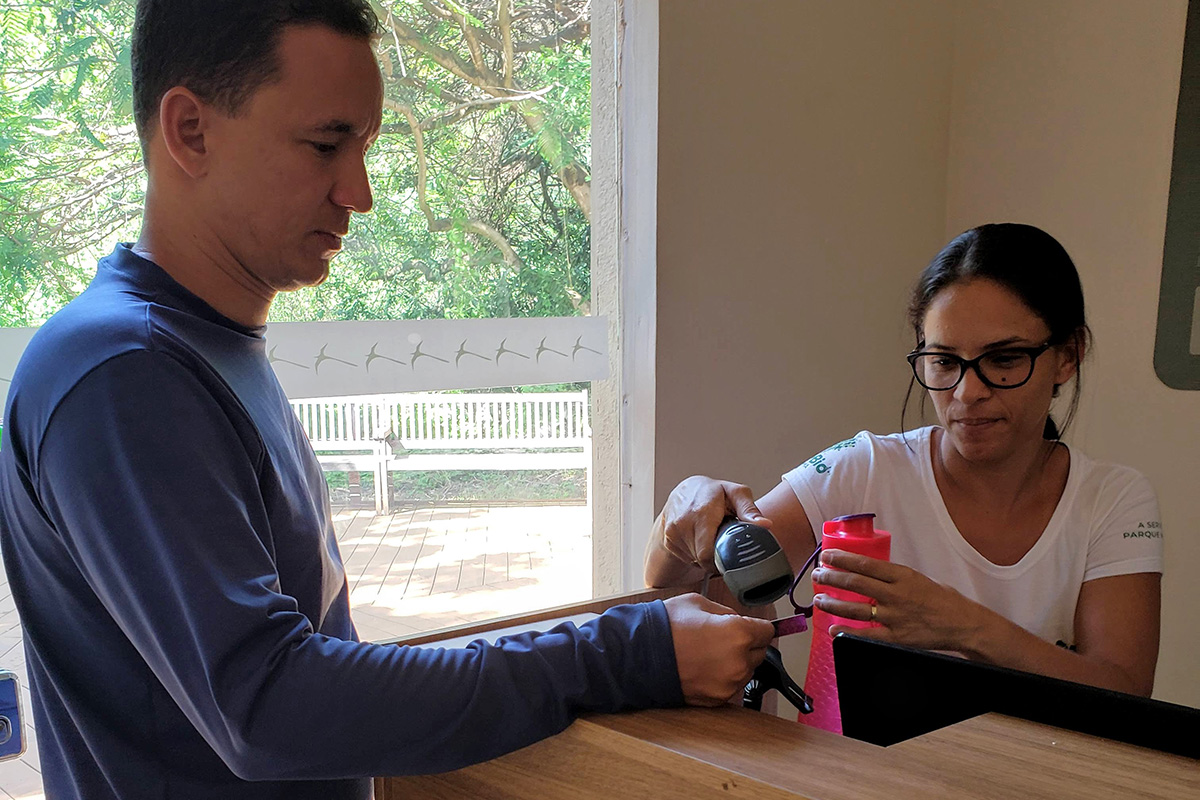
[782,427,1163,647]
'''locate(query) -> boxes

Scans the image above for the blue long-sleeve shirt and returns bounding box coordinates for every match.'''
[0,244,683,799]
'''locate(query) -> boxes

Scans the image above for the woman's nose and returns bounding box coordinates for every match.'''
[954,364,993,402]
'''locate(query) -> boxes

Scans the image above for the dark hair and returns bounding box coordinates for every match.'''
[902,223,1092,442]
[132,0,379,154]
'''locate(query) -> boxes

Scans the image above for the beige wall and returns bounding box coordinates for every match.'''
[656,0,1197,705]
[944,0,1195,705]
[656,0,955,505]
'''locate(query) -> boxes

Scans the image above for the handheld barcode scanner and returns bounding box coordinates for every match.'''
[713,518,793,607]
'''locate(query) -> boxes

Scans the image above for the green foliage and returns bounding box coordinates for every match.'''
[0,0,142,323]
[0,0,591,326]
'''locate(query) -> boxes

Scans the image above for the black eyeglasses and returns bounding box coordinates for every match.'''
[906,342,1052,391]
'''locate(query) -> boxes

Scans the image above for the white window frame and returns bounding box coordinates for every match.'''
[591,0,659,594]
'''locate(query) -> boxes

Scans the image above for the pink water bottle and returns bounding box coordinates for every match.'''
[799,513,891,734]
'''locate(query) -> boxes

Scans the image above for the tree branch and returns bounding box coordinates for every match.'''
[537,164,562,232]
[395,103,439,228]
[395,72,467,106]
[419,0,454,21]
[566,289,590,316]
[379,10,481,84]
[514,104,591,221]
[461,219,522,269]
[477,18,590,53]
[456,11,490,80]
[498,0,515,89]
[371,1,592,237]
[381,87,550,135]
[395,100,523,271]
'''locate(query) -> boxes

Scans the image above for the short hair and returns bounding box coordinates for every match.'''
[131,0,379,153]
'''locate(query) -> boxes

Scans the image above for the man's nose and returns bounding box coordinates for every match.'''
[331,155,373,214]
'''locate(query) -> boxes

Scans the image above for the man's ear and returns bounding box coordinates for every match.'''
[158,87,211,179]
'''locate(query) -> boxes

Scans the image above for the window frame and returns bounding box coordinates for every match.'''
[590,0,659,594]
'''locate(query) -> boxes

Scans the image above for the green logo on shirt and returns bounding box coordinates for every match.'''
[803,453,832,474]
[801,436,858,475]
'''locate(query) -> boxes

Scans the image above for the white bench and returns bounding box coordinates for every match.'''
[290,391,590,513]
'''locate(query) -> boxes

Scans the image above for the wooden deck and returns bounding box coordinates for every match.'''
[334,502,592,640]
[0,502,592,799]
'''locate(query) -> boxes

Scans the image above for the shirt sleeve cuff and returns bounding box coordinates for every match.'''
[1083,557,1164,582]
[643,599,685,707]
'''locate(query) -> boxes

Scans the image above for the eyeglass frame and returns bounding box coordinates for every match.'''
[905,341,1054,391]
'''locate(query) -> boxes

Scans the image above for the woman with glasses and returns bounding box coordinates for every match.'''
[645,223,1162,696]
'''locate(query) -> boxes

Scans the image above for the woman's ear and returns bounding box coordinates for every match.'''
[157,87,211,179]
[1053,331,1084,385]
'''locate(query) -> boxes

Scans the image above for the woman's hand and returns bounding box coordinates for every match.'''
[658,476,773,574]
[813,551,1160,696]
[810,549,986,652]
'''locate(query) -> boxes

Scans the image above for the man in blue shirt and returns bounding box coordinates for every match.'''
[0,2,775,797]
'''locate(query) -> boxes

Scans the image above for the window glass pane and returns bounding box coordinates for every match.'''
[0,1,598,635]
[0,4,601,793]
[310,383,593,640]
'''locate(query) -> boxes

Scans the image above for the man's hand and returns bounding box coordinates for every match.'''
[663,593,776,706]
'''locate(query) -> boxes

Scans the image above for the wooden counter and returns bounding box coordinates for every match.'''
[374,590,1199,799]
[377,705,1199,799]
